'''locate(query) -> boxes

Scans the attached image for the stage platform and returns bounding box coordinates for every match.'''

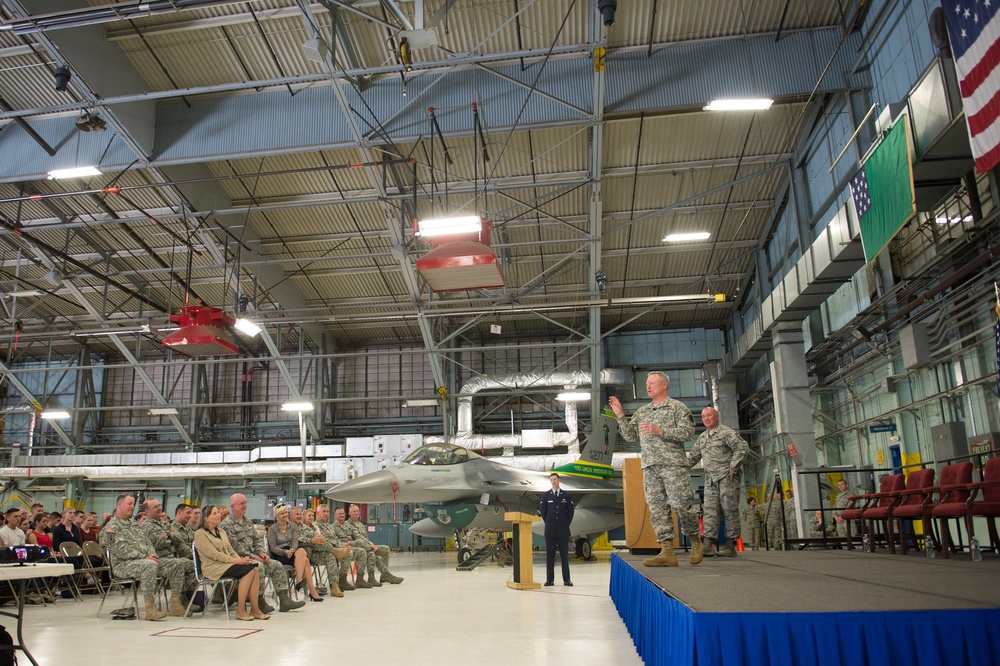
[610,550,1000,666]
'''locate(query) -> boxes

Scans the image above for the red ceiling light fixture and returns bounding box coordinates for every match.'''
[414,216,505,291]
[161,305,239,357]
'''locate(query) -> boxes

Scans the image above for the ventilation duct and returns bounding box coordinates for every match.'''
[162,305,239,357]
[0,460,325,480]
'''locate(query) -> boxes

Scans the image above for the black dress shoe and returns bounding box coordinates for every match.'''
[295,580,307,592]
[309,595,324,602]
[564,581,574,587]
[543,582,554,587]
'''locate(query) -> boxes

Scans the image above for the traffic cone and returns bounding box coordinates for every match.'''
[736,537,745,552]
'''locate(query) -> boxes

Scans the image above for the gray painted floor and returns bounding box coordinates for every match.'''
[15,550,642,665]
[617,549,1000,612]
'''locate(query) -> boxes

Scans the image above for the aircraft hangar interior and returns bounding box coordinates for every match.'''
[0,0,999,663]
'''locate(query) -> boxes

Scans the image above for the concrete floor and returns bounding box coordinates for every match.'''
[16,551,642,665]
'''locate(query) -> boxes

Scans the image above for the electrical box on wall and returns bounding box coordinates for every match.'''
[899,323,932,369]
[930,422,968,463]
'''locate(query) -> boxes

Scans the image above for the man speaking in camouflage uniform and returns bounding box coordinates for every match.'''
[100,494,198,620]
[315,504,356,592]
[688,407,749,557]
[610,371,703,567]
[220,493,304,613]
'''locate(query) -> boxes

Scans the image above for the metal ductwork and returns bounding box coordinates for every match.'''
[0,460,325,480]
[425,368,632,452]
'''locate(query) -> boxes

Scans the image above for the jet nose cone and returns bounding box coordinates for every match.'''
[326,470,400,503]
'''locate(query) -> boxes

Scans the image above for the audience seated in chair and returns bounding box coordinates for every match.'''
[194,504,269,621]
[267,505,323,602]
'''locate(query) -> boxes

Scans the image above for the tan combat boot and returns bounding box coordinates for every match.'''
[144,598,168,621]
[368,569,383,587]
[354,570,373,588]
[689,536,704,565]
[642,543,678,567]
[328,580,344,597]
[168,594,193,617]
[339,573,356,591]
[332,546,352,560]
[380,572,404,584]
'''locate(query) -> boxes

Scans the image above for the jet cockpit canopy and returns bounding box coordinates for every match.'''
[402,444,482,466]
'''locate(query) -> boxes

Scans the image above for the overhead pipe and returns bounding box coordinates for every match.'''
[0,460,326,480]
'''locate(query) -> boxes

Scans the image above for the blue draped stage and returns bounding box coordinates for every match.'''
[609,554,1000,666]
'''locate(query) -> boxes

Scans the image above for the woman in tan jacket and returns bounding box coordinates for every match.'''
[194,504,270,621]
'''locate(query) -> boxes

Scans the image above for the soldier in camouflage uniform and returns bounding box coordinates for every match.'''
[99,494,198,621]
[171,503,195,559]
[332,507,373,588]
[344,504,403,585]
[315,504,356,591]
[220,493,304,613]
[610,371,703,567]
[139,499,197,592]
[688,407,749,558]
[832,478,851,538]
[763,492,784,549]
[784,489,799,539]
[740,497,761,550]
[294,508,338,597]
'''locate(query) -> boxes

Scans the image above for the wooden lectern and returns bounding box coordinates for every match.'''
[504,512,541,590]
[624,457,678,553]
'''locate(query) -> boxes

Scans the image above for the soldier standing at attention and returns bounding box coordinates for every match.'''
[609,371,703,567]
[832,478,852,537]
[539,472,574,586]
[688,407,749,557]
[741,497,762,550]
[100,494,199,620]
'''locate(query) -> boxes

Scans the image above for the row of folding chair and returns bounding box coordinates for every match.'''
[841,458,1000,558]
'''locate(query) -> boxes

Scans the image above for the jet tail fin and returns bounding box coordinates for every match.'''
[551,408,617,480]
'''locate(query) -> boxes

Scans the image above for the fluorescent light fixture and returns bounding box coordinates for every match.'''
[416,215,482,237]
[664,231,711,242]
[73,323,150,337]
[704,98,774,111]
[556,391,592,402]
[234,318,262,337]
[6,290,42,298]
[403,399,439,408]
[40,410,70,420]
[149,407,179,416]
[47,166,101,180]
[281,402,314,412]
[934,215,973,224]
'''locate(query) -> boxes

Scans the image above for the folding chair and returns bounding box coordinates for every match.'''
[81,540,110,593]
[187,544,237,620]
[96,546,167,618]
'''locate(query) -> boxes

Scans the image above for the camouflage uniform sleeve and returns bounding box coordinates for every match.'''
[298,524,318,556]
[688,432,705,468]
[725,427,749,473]
[110,520,155,560]
[617,412,640,443]
[142,520,171,555]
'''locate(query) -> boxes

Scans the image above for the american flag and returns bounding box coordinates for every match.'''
[944,1,1000,172]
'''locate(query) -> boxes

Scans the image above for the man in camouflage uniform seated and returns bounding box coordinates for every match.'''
[315,504,357,591]
[220,493,304,613]
[610,371,703,567]
[139,498,198,590]
[345,504,403,586]
[332,507,373,588]
[170,503,194,558]
[100,494,199,621]
[688,407,749,558]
